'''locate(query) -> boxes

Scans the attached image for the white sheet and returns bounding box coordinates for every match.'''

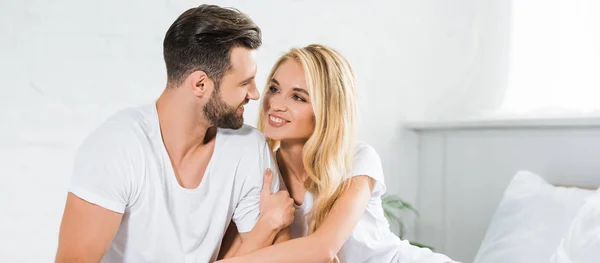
[473,171,595,263]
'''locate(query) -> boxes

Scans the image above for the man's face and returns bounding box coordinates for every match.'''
[203,47,259,129]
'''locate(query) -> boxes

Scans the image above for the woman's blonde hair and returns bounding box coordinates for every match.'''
[258,44,357,262]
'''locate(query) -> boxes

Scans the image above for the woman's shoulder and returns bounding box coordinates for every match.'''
[354,141,381,162]
[352,141,386,196]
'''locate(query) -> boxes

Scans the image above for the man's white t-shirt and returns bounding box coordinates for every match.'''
[68,103,280,263]
[289,142,454,263]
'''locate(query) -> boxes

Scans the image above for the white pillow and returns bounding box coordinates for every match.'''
[473,171,595,263]
[551,189,600,263]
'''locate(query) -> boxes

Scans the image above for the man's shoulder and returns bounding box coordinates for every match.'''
[216,125,274,173]
[80,104,154,151]
[104,104,154,130]
[218,124,268,149]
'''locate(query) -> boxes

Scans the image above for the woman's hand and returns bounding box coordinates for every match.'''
[259,169,295,231]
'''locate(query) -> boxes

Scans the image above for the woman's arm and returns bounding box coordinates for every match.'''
[217,175,375,263]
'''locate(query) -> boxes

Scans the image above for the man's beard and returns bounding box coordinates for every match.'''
[203,90,247,129]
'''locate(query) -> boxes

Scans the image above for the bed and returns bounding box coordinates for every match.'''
[403,116,600,262]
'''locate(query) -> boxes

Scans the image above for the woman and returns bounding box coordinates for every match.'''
[220,44,455,263]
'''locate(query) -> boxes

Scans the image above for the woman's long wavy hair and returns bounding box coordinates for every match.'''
[257,44,357,262]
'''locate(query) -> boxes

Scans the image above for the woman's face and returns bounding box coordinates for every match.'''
[262,60,315,143]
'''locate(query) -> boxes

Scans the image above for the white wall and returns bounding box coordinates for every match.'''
[0,0,509,261]
[502,0,600,114]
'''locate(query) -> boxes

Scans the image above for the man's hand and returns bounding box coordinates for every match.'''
[259,169,295,231]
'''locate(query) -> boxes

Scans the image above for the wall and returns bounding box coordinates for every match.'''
[0,0,509,261]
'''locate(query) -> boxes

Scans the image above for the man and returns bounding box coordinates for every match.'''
[55,5,294,263]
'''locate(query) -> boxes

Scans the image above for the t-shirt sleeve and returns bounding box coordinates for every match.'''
[68,123,137,214]
[232,140,281,233]
[352,142,386,197]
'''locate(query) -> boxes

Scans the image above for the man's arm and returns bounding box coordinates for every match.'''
[222,169,294,258]
[56,122,137,262]
[55,193,123,263]
[216,176,376,263]
[219,224,291,259]
[235,218,281,255]
[218,222,242,259]
[273,227,291,244]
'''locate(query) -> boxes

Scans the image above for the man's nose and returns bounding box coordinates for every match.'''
[247,83,259,101]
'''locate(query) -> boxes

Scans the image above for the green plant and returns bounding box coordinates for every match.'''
[381,194,434,250]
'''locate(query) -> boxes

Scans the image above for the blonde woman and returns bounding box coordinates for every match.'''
[218,44,456,263]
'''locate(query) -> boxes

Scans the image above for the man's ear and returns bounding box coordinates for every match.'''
[186,70,214,98]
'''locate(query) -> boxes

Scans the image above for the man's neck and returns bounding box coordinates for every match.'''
[156,88,215,167]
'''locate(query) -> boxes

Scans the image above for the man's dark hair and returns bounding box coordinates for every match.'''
[163,5,261,88]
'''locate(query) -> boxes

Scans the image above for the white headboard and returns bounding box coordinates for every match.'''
[404,117,600,262]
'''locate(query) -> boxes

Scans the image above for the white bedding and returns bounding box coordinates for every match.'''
[552,189,600,263]
[473,171,595,263]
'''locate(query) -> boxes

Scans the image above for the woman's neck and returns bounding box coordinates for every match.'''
[277,140,308,184]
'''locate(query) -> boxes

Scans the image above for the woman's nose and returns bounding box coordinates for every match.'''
[270,97,286,112]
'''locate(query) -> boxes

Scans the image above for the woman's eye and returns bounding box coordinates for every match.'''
[293,95,306,102]
[268,86,279,93]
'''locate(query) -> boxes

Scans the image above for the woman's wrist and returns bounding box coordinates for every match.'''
[257,214,284,233]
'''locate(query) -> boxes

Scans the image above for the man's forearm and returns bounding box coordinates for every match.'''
[233,218,280,256]
[273,227,291,244]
